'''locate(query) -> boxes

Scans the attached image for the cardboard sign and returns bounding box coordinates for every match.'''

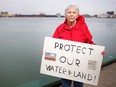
[40,37,105,85]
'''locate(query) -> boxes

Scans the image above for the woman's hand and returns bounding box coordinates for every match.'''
[42,49,44,55]
[101,50,106,57]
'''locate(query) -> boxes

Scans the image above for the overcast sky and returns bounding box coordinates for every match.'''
[0,0,116,15]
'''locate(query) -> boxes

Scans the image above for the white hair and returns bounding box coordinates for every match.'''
[65,5,79,13]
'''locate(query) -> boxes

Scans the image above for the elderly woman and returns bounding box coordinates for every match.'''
[52,5,105,87]
[53,5,95,44]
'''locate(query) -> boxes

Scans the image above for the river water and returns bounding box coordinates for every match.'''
[0,17,116,87]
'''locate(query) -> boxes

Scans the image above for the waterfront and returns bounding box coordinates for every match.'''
[0,18,116,87]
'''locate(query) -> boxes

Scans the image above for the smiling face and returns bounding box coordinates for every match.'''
[65,5,79,23]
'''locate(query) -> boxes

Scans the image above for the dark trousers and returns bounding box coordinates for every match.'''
[61,79,83,87]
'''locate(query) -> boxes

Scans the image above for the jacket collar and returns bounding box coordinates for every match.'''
[63,15,85,30]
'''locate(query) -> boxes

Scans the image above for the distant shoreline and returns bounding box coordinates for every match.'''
[0,14,116,18]
[0,17,116,19]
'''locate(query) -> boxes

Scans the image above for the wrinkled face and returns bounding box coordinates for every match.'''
[65,6,79,22]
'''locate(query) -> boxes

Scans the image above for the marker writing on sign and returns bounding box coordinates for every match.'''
[54,42,94,55]
[59,56,80,67]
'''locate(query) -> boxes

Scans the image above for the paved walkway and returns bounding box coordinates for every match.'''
[84,62,116,87]
[56,62,116,87]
